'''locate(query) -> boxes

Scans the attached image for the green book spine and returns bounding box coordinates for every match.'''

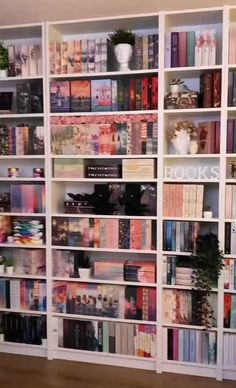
[186,31,195,67]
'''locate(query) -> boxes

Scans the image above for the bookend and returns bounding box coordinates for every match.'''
[119,184,149,216]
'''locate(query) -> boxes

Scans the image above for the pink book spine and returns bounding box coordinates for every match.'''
[163,184,170,217]
[175,184,183,217]
[229,27,236,65]
[225,185,233,219]
[215,121,220,154]
[110,219,119,249]
[178,32,187,67]
[173,328,179,361]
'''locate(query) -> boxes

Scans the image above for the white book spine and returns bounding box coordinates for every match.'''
[208,30,216,66]
[223,333,229,366]
[165,32,171,68]
[202,30,210,66]
[231,223,236,255]
[20,45,29,77]
[194,31,202,66]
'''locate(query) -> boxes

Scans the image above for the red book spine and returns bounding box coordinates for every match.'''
[142,77,148,110]
[227,119,234,153]
[224,294,231,328]
[215,121,221,154]
[151,76,158,109]
[213,71,221,107]
[178,32,187,67]
[130,79,136,111]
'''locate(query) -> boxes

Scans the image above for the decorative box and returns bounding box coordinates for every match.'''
[164,91,199,110]
[85,165,122,179]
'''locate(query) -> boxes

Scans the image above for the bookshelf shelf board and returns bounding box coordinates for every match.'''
[50,69,159,79]
[52,277,157,287]
[0,341,47,349]
[224,218,236,222]
[52,178,157,183]
[52,214,157,220]
[0,243,46,249]
[225,179,236,184]
[228,107,236,112]
[53,347,154,361]
[163,179,219,183]
[224,289,236,294]
[0,274,46,280]
[163,323,218,331]
[163,217,219,223]
[50,110,158,117]
[0,155,45,160]
[228,64,236,70]
[223,255,236,259]
[162,285,218,292]
[51,246,157,254]
[164,108,221,114]
[51,154,157,159]
[162,362,217,378]
[163,154,220,159]
[226,154,236,158]
[223,366,236,372]
[0,178,45,182]
[163,360,216,369]
[0,212,45,217]
[53,312,155,325]
[162,251,192,256]
[0,308,47,315]
[0,75,43,82]
[0,113,44,119]
[164,65,222,73]
[223,328,236,333]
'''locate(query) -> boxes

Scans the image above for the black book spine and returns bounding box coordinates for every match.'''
[225,222,231,254]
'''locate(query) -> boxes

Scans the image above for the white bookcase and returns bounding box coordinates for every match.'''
[0,5,236,381]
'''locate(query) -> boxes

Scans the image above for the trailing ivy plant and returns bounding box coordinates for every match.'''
[109,29,135,46]
[0,43,8,70]
[191,232,224,329]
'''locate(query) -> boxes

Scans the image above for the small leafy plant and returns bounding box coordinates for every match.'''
[191,232,224,329]
[0,43,8,70]
[110,29,135,46]
[0,256,5,265]
[169,78,184,86]
[5,257,14,267]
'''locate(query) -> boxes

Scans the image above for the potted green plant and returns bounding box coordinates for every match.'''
[0,43,8,78]
[75,251,92,280]
[191,232,224,328]
[0,256,5,274]
[5,257,14,275]
[109,29,135,71]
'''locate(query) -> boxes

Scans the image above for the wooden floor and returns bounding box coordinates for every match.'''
[0,353,235,388]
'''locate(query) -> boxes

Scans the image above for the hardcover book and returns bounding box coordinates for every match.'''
[70,80,91,112]
[91,79,112,112]
[50,81,70,112]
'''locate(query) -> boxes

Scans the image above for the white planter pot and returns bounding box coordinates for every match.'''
[171,130,191,155]
[115,43,133,71]
[0,333,4,342]
[0,264,5,274]
[6,266,14,275]
[169,84,182,98]
[203,211,213,219]
[79,267,91,280]
[0,69,8,78]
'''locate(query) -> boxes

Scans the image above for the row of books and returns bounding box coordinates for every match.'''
[9,184,45,214]
[167,328,216,365]
[227,119,236,153]
[0,125,44,156]
[166,30,216,68]
[163,221,200,253]
[11,218,45,246]
[228,71,236,107]
[50,39,107,75]
[163,256,193,286]
[52,282,156,321]
[0,279,46,311]
[224,294,236,329]
[50,77,158,113]
[51,118,158,156]
[134,34,159,70]
[197,121,220,154]
[8,44,42,77]
[163,184,204,218]
[223,334,236,366]
[1,313,46,345]
[59,319,156,357]
[16,81,43,114]
[200,71,221,108]
[5,248,46,276]
[225,223,236,255]
[225,186,236,219]
[229,26,236,65]
[224,259,236,290]
[51,217,157,251]
[163,289,217,326]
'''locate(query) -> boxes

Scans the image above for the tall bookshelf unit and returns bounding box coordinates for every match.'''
[0,5,236,382]
[0,23,48,358]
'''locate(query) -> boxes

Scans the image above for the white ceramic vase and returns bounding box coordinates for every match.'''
[115,43,133,71]
[0,69,8,78]
[169,84,182,98]
[6,266,14,275]
[79,268,91,280]
[171,130,191,155]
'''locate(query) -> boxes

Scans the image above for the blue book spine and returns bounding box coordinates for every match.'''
[171,221,176,251]
[189,329,196,363]
[166,221,172,251]
[183,329,190,362]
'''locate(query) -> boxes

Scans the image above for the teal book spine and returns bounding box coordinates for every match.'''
[187,31,195,67]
